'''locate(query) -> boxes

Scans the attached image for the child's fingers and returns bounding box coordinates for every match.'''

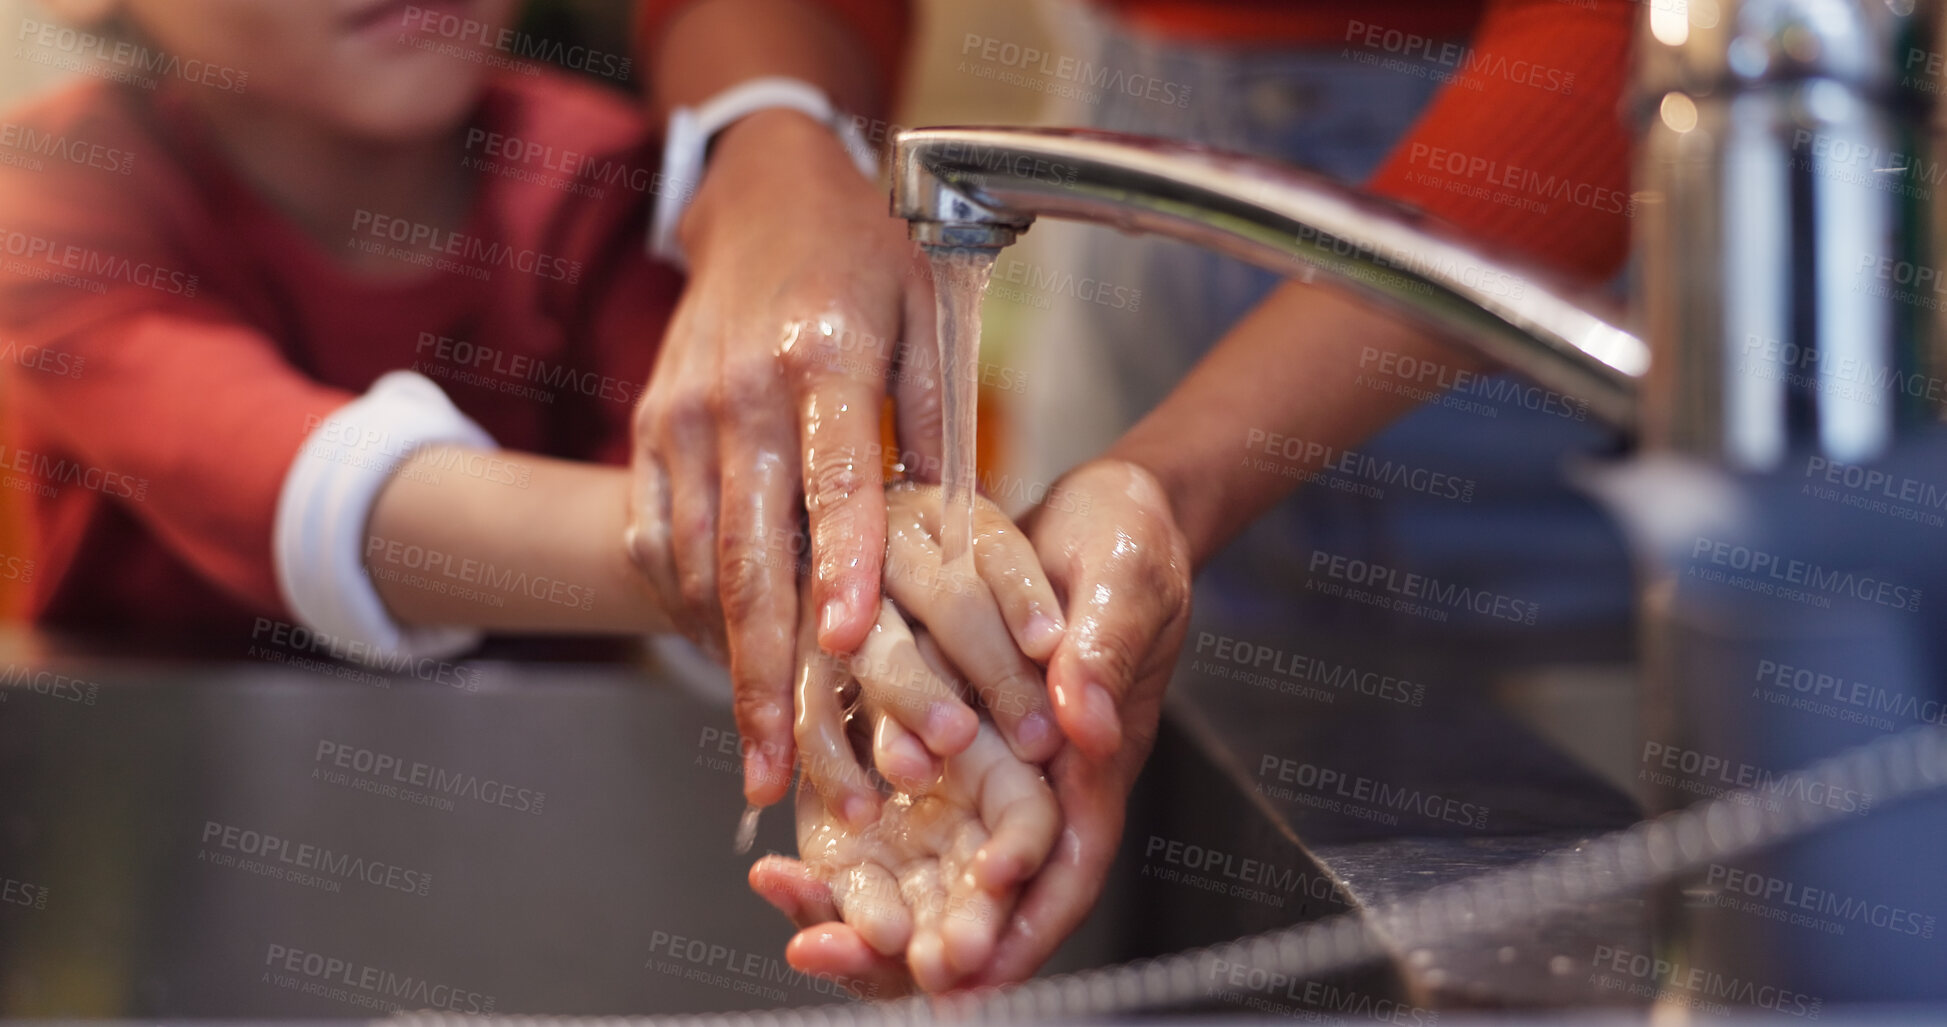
[898,861,958,993]
[972,501,1067,663]
[886,516,1060,764]
[890,487,1067,662]
[913,626,1056,768]
[851,597,978,758]
[872,712,941,792]
[794,607,880,830]
[965,732,1062,893]
[937,819,1007,983]
[785,924,914,999]
[832,860,915,958]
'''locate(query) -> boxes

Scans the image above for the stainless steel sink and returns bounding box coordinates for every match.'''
[0,624,1652,1018]
[0,650,1358,1016]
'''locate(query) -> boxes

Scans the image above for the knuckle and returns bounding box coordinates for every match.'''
[972,671,1041,719]
[780,331,845,381]
[734,687,789,739]
[1080,631,1143,695]
[677,563,716,615]
[1158,541,1194,617]
[630,394,657,435]
[952,570,994,606]
[641,392,710,443]
[1148,562,1190,618]
[806,447,878,516]
[803,739,865,791]
[623,527,663,576]
[790,707,822,750]
[717,361,782,417]
[717,546,777,625]
[900,367,942,418]
[972,511,1021,551]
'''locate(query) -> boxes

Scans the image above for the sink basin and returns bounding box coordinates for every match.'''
[0,650,1356,1017]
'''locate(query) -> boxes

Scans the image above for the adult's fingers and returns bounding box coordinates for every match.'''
[751,859,913,999]
[716,368,802,805]
[643,397,725,657]
[785,924,914,999]
[963,730,1061,893]
[783,316,893,655]
[958,747,1127,989]
[893,250,943,484]
[849,598,978,759]
[1035,475,1191,761]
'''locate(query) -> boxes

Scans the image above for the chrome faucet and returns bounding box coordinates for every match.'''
[892,126,1649,431]
[890,1,1943,467]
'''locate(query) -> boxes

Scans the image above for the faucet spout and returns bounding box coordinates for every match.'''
[892,126,1647,430]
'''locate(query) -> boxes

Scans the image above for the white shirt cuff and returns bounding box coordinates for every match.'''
[273,371,494,666]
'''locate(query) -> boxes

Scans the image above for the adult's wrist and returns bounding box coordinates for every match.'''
[679,107,874,258]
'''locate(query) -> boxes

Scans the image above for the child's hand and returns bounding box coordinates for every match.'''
[882,484,1066,761]
[752,679,1060,995]
[791,486,1066,827]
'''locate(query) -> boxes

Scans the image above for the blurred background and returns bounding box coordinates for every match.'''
[0,0,1063,622]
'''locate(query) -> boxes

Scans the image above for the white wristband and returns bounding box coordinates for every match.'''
[273,371,494,666]
[648,76,878,268]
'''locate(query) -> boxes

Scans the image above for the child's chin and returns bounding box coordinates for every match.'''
[332,87,482,144]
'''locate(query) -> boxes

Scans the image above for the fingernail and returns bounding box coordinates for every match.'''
[926,701,977,747]
[1016,710,1052,749]
[843,794,877,830]
[744,749,771,800]
[888,734,933,784]
[1022,613,1063,654]
[971,846,1020,890]
[820,599,846,637]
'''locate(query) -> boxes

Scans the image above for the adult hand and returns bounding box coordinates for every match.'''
[626,108,941,808]
[965,457,1191,982]
[1027,459,1192,762]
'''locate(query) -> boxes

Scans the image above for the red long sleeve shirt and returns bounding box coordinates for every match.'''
[635,0,1636,282]
[0,73,680,641]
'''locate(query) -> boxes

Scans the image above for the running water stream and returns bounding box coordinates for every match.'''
[922,245,997,568]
